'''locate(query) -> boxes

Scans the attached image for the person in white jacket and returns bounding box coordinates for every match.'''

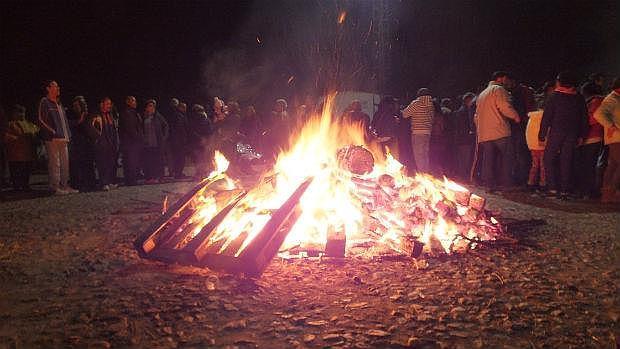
[593,77,620,203]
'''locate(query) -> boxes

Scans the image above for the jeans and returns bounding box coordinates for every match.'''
[602,142,620,191]
[455,143,474,181]
[412,134,430,173]
[479,136,513,189]
[44,139,70,190]
[544,134,577,193]
[574,142,602,196]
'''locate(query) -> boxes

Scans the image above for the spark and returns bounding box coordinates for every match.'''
[337,11,347,24]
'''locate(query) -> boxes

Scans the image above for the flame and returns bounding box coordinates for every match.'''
[208,150,230,179]
[187,94,500,258]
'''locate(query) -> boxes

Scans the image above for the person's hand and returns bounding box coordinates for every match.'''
[514,116,521,123]
[608,125,618,138]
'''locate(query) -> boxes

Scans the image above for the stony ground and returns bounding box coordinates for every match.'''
[0,180,619,349]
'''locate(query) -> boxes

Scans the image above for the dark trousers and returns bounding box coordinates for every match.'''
[95,146,117,186]
[455,143,474,181]
[480,137,513,189]
[170,143,187,178]
[574,142,602,196]
[8,161,32,190]
[122,144,142,185]
[544,134,576,193]
[143,147,163,180]
[511,131,531,186]
[71,145,96,191]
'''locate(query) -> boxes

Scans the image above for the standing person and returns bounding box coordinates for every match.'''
[342,100,371,130]
[593,77,620,203]
[429,98,451,176]
[453,93,477,181]
[68,96,96,192]
[573,94,604,199]
[168,102,190,179]
[142,99,169,184]
[188,104,212,178]
[3,105,39,190]
[509,79,536,187]
[580,73,605,100]
[525,99,546,192]
[474,71,521,192]
[37,80,78,194]
[118,96,143,186]
[268,98,290,156]
[538,72,588,200]
[88,97,119,191]
[240,105,261,146]
[402,88,434,173]
[371,96,401,160]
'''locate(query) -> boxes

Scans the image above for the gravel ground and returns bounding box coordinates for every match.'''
[0,181,618,349]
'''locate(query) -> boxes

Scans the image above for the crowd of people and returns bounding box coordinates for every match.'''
[0,71,619,204]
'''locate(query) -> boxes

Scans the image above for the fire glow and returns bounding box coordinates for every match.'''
[182,96,501,259]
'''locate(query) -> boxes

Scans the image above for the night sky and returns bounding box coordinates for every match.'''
[1,0,618,113]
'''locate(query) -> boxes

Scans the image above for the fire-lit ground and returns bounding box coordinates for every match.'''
[0,180,618,349]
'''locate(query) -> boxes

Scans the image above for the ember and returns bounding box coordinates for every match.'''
[136,96,503,276]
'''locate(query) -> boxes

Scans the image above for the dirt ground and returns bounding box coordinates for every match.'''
[0,180,619,349]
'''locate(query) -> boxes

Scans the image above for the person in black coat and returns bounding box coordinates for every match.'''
[118,96,143,186]
[538,72,589,199]
[168,102,190,179]
[68,96,96,191]
[88,97,119,191]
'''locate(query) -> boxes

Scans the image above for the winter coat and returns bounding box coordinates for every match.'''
[453,105,476,145]
[87,112,119,152]
[3,119,39,161]
[37,97,71,141]
[119,107,143,148]
[474,81,520,143]
[538,89,588,142]
[583,96,604,144]
[142,112,169,148]
[593,91,620,145]
[169,110,190,148]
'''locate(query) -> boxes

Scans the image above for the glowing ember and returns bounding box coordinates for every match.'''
[189,95,501,258]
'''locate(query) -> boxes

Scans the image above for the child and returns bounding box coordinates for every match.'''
[3,105,39,190]
[526,99,546,192]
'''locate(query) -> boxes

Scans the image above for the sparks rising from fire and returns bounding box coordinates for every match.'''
[192,96,501,258]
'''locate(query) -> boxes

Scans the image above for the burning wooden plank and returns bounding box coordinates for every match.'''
[197,177,314,276]
[135,176,228,256]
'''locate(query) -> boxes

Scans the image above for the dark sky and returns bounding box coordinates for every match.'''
[1,0,618,112]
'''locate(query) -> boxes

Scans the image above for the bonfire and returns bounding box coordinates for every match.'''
[136,96,503,276]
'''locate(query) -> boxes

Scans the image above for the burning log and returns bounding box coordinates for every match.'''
[325,224,346,258]
[337,145,374,175]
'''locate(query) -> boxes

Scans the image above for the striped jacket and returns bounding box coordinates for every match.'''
[402,95,434,135]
